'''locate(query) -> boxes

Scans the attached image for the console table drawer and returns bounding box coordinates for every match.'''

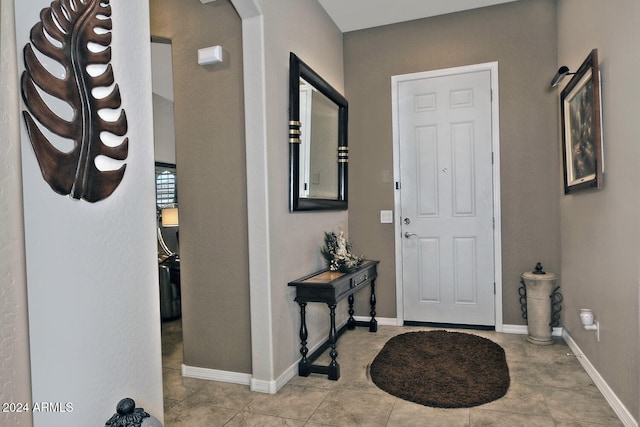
[351,271,369,288]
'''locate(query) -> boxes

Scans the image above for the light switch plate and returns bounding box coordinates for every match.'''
[380,210,393,224]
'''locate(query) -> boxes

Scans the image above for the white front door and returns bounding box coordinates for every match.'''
[393,65,500,326]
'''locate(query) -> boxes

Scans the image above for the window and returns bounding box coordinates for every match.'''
[155,163,177,208]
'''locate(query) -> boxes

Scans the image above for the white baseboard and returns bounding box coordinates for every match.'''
[501,324,528,334]
[182,317,355,395]
[181,364,252,386]
[356,320,564,335]
[501,324,564,337]
[250,377,278,394]
[353,316,400,326]
[181,364,283,394]
[562,330,637,427]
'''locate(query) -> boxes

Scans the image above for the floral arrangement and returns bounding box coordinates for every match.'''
[321,231,363,273]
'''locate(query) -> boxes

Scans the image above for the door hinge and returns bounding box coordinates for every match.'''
[494,283,496,294]
[395,182,401,190]
[492,217,495,229]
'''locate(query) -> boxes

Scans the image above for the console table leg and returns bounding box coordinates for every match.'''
[347,294,356,330]
[327,303,340,380]
[298,302,310,376]
[369,280,378,332]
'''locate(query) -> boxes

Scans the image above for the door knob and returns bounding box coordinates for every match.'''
[404,232,417,238]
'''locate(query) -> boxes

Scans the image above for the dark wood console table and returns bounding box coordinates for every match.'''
[288,260,379,380]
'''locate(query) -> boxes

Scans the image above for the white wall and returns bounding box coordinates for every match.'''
[13,0,164,424]
[152,94,177,164]
[0,0,33,425]
[151,42,176,164]
[557,0,640,421]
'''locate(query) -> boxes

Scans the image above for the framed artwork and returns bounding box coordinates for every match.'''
[560,49,603,194]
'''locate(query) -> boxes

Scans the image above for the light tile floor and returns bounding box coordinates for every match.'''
[161,319,622,426]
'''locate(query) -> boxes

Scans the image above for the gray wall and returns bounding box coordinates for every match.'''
[148,3,640,418]
[558,0,640,419]
[149,0,347,384]
[258,0,347,379]
[344,0,561,325]
[150,0,252,373]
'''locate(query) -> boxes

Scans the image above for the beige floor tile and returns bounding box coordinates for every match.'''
[162,342,184,369]
[476,382,551,417]
[288,372,339,390]
[543,386,623,426]
[470,409,556,426]
[225,410,305,426]
[532,358,595,388]
[387,399,470,427]
[554,420,622,426]
[162,368,199,402]
[161,323,624,427]
[507,360,542,386]
[180,380,256,411]
[524,337,573,362]
[308,388,395,426]
[244,384,328,420]
[163,400,238,427]
[164,397,180,411]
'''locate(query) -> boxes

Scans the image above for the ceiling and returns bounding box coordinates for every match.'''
[318,0,520,33]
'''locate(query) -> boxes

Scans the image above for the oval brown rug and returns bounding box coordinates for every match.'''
[370,330,510,408]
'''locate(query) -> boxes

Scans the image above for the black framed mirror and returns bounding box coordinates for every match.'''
[289,52,348,211]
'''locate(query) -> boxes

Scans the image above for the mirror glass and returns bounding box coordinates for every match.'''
[289,53,348,211]
[298,78,339,199]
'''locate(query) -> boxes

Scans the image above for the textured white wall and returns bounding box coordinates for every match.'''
[152,94,176,164]
[13,0,164,424]
[0,0,33,425]
[151,42,176,164]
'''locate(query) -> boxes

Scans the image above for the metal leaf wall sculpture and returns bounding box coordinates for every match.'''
[21,0,128,203]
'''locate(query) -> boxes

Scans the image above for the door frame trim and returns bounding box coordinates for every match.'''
[391,62,503,331]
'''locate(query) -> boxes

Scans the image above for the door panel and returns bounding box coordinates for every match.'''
[416,126,438,216]
[399,70,495,326]
[452,122,475,216]
[418,238,440,302]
